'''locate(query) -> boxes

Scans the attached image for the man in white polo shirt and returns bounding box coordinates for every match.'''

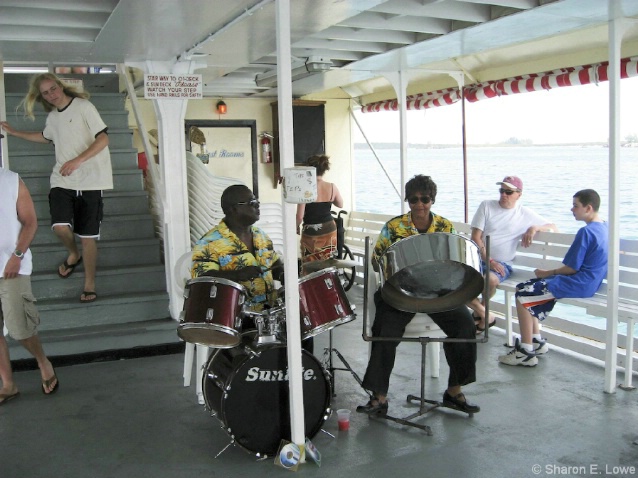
[469,176,557,334]
[1,73,113,303]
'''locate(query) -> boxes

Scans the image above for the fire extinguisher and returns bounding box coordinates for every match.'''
[260,133,273,164]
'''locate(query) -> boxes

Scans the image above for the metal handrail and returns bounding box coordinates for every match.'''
[117,64,166,221]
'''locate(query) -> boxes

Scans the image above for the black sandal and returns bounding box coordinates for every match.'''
[58,257,82,278]
[356,399,389,415]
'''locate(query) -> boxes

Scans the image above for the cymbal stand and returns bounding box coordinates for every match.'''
[323,328,367,398]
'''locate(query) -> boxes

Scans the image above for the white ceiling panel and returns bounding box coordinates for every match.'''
[1,0,638,102]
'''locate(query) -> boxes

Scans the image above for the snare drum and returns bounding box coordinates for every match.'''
[298,267,355,339]
[177,277,246,348]
[202,332,331,457]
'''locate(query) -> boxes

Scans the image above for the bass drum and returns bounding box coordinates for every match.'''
[202,333,331,457]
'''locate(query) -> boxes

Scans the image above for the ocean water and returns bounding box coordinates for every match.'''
[354,145,638,239]
[353,145,638,334]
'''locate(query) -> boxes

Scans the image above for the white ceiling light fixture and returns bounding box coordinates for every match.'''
[255,56,332,88]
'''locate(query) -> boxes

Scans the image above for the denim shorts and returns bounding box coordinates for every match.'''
[481,260,513,282]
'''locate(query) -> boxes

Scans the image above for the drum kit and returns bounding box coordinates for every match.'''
[177,232,486,454]
[177,266,355,457]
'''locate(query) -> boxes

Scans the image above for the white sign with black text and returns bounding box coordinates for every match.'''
[144,74,202,99]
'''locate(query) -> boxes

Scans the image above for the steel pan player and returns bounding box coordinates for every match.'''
[191,184,313,352]
[357,175,480,416]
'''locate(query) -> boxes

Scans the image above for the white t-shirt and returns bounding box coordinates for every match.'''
[471,199,550,263]
[43,97,113,191]
[0,168,33,275]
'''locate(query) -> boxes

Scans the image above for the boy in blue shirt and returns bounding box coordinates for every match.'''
[499,189,608,367]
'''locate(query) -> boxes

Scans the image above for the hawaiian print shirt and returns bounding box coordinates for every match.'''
[191,220,280,311]
[373,211,456,264]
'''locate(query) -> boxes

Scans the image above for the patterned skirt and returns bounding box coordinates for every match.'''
[300,220,337,272]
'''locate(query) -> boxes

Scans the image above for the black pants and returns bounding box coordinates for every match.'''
[361,291,477,395]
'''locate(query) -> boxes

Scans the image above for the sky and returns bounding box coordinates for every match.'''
[352,76,638,145]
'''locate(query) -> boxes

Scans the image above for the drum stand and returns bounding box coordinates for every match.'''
[323,328,366,397]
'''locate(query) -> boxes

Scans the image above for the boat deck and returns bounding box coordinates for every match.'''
[2,285,637,478]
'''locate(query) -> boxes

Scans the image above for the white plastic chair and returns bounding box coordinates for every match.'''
[175,250,211,405]
[364,240,443,379]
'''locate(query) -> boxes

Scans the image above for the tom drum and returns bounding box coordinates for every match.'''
[298,267,356,339]
[177,277,246,348]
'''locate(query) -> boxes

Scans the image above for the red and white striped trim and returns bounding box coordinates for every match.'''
[361,58,638,113]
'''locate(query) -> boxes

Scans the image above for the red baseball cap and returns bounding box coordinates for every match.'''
[496,176,523,191]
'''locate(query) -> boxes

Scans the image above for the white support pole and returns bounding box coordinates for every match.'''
[383,71,410,213]
[143,60,193,321]
[276,0,306,452]
[622,318,635,389]
[0,61,8,169]
[604,10,624,393]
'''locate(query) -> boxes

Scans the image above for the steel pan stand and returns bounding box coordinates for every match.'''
[323,328,366,397]
[361,235,491,434]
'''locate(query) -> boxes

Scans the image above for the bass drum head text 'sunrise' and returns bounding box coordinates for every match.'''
[202,333,331,457]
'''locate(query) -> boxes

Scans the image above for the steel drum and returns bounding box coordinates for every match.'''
[378,232,483,313]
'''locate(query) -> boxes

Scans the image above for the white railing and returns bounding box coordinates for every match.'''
[117,64,165,242]
[343,211,638,386]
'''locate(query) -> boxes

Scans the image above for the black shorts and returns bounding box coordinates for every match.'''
[49,187,104,238]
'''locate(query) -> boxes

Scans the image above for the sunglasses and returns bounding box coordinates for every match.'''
[236,198,260,207]
[499,189,518,196]
[407,196,432,205]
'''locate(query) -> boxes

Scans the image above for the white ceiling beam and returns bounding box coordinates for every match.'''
[341,12,451,34]
[0,8,110,29]
[370,0,491,23]
[290,48,367,61]
[312,26,417,44]
[0,0,118,13]
[460,0,538,8]
[293,38,395,53]
[0,26,99,42]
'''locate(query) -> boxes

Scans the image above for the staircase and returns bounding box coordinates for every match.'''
[3,73,176,361]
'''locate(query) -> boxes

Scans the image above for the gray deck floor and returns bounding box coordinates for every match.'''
[2,285,638,478]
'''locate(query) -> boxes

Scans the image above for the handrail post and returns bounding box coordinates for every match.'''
[116,63,166,216]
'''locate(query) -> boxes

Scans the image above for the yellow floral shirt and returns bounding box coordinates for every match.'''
[373,211,456,264]
[191,220,280,311]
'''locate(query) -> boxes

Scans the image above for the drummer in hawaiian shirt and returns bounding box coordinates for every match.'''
[191,185,284,312]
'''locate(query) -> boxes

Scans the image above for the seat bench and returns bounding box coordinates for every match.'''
[494,231,638,390]
[343,211,638,391]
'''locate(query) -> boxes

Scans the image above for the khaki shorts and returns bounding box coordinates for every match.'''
[0,275,40,340]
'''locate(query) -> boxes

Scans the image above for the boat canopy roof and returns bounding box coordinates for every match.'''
[1,0,638,102]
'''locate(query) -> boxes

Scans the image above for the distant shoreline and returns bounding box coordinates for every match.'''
[354,142,616,149]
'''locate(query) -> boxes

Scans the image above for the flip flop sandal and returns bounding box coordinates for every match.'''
[42,371,59,395]
[58,257,82,278]
[476,319,496,334]
[80,291,97,303]
[0,390,20,405]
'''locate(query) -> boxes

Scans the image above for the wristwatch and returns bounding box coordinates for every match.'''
[13,249,24,259]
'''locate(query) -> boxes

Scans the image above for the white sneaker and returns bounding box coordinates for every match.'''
[533,338,549,355]
[498,340,538,367]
